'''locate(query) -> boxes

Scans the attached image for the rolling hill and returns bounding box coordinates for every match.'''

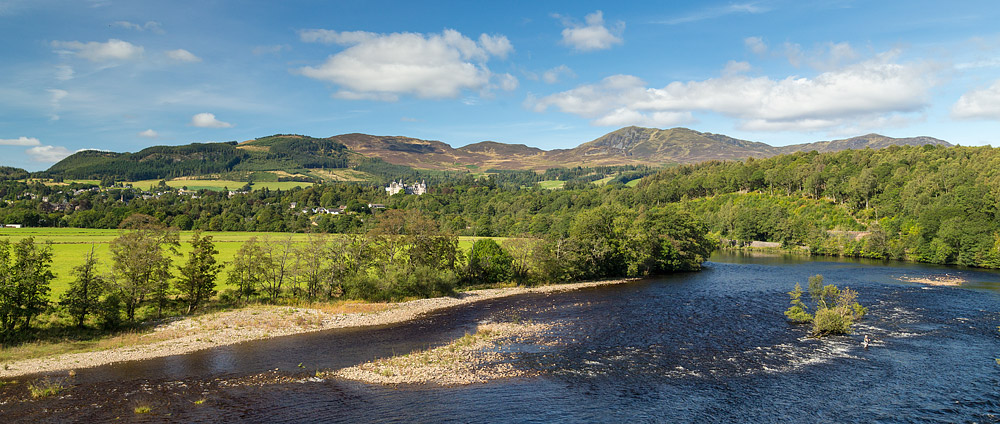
[42,127,952,181]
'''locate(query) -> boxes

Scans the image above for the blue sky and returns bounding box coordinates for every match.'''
[3,0,1000,170]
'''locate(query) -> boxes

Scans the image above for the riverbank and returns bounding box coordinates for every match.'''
[0,279,635,379]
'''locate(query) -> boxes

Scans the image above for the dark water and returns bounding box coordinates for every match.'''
[4,253,1000,423]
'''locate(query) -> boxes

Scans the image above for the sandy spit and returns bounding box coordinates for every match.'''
[0,279,635,379]
[898,274,966,287]
[333,321,554,386]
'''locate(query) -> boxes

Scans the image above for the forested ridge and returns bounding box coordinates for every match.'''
[43,135,351,181]
[638,144,1000,267]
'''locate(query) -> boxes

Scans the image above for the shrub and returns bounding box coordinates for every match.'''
[28,377,65,398]
[784,283,813,323]
[786,275,866,337]
[813,307,852,336]
[98,292,123,330]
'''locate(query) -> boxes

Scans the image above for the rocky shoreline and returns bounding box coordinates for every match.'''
[0,279,635,379]
[332,321,556,386]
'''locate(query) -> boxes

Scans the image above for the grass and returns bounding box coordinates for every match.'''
[536,180,565,190]
[0,228,317,298]
[134,405,152,414]
[0,327,177,364]
[34,179,101,186]
[129,179,313,192]
[592,176,615,186]
[27,377,65,398]
[0,228,497,299]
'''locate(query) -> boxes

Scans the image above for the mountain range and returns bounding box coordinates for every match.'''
[311,126,950,171]
[46,127,952,180]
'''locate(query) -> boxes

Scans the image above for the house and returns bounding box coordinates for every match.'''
[4,224,22,228]
[368,203,386,209]
[385,180,428,195]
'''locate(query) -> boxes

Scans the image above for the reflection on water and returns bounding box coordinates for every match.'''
[4,254,1000,422]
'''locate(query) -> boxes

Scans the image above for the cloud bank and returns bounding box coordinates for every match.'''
[297,29,515,101]
[531,52,934,132]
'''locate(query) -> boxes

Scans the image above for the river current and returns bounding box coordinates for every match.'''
[3,253,1000,422]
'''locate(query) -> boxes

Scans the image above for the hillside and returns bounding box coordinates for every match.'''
[42,127,953,180]
[778,134,951,154]
[49,135,351,181]
[327,127,952,170]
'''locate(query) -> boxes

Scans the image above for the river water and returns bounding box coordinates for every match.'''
[3,253,1000,422]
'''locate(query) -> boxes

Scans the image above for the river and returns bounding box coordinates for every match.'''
[3,252,1000,422]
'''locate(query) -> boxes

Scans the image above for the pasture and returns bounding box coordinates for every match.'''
[0,228,485,299]
[129,179,313,192]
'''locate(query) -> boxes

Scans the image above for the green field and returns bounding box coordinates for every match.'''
[129,179,313,192]
[537,180,565,189]
[0,228,489,299]
[0,228,316,298]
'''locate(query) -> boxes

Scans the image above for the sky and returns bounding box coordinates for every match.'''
[3,0,1000,171]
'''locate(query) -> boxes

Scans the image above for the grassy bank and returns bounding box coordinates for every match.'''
[0,228,492,298]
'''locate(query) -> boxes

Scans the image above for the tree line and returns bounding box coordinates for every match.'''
[0,206,714,344]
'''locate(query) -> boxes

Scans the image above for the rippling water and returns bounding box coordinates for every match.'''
[4,253,1000,422]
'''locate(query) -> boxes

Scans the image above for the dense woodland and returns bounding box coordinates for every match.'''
[5,145,1000,269]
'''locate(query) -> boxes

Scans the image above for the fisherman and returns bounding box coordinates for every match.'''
[863,335,870,349]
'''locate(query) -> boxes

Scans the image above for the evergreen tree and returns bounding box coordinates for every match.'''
[176,232,222,314]
[784,283,812,323]
[60,245,105,327]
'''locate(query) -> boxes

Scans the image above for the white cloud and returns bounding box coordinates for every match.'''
[952,80,1000,120]
[26,145,73,162]
[531,52,934,131]
[52,39,143,62]
[783,41,859,70]
[497,73,519,91]
[190,112,233,128]
[660,3,768,25]
[543,65,575,83]
[0,136,41,146]
[722,60,752,76]
[166,49,201,62]
[557,11,624,51]
[54,65,74,81]
[478,34,513,59]
[48,88,68,120]
[297,29,512,100]
[784,42,804,67]
[112,20,164,34]
[332,91,399,101]
[138,129,159,138]
[745,37,767,55]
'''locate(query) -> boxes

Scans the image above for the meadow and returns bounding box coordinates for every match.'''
[0,228,484,299]
[129,179,313,191]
